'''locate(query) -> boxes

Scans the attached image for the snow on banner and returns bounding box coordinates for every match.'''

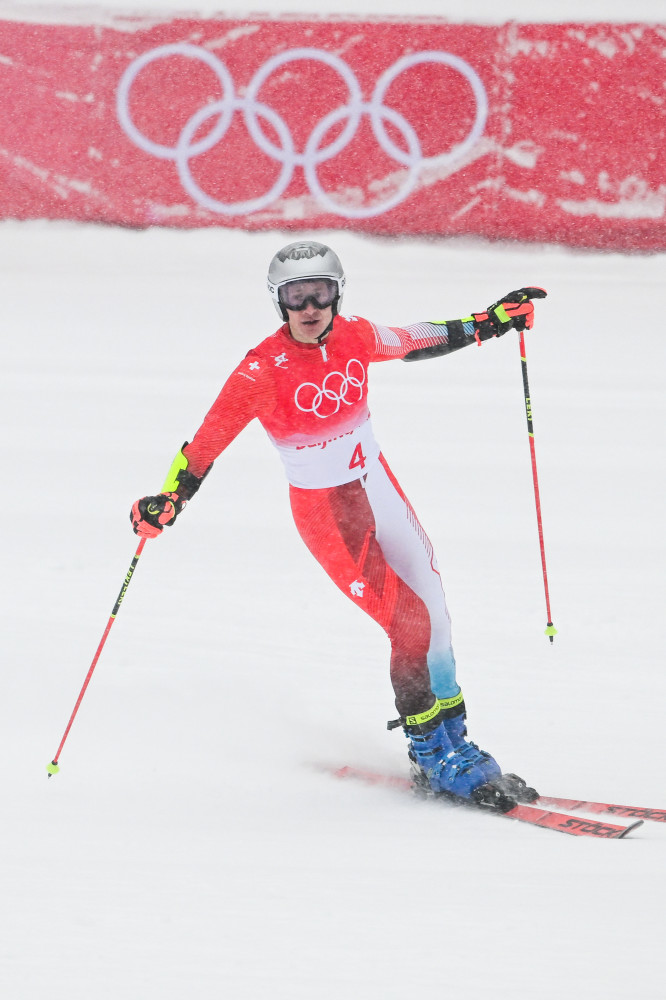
[1,13,665,250]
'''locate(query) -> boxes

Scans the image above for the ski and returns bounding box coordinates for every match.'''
[490,773,666,823]
[328,766,643,840]
[533,796,666,824]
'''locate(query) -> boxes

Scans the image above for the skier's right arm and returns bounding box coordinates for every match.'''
[130,353,276,538]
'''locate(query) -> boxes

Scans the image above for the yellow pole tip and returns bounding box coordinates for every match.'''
[46,761,60,777]
[544,624,558,638]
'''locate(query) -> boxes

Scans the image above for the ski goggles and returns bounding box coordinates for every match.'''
[278,277,338,311]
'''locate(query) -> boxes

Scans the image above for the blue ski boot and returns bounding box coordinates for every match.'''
[402,700,498,799]
[437,691,501,785]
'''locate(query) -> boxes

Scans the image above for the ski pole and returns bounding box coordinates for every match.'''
[47,536,147,776]
[518,329,557,642]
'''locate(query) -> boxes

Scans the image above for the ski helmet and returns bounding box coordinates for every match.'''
[267,241,345,321]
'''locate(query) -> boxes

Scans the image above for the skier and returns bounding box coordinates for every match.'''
[130,241,545,801]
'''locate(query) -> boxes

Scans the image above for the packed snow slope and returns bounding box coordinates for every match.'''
[2,219,665,999]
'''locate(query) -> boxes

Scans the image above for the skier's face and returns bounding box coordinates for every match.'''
[287,302,334,344]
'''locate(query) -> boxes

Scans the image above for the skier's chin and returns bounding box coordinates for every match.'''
[302,323,324,341]
[289,312,332,343]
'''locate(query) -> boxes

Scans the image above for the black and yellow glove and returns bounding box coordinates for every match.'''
[129,443,212,538]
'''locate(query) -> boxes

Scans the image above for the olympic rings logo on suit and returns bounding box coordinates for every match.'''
[294,359,366,418]
[116,44,488,219]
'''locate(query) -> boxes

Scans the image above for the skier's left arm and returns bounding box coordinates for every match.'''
[367,287,547,362]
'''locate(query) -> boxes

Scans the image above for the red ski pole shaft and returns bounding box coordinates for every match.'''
[518,330,557,642]
[47,537,147,776]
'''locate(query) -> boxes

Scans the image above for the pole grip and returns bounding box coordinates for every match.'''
[519,331,534,437]
[111,538,146,616]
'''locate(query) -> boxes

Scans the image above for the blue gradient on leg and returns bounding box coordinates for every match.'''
[427,648,459,700]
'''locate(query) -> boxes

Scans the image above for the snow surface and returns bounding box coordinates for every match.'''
[4,220,666,1000]
[3,0,666,994]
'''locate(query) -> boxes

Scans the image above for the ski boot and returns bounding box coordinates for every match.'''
[437,691,502,785]
[399,700,500,801]
[436,692,539,808]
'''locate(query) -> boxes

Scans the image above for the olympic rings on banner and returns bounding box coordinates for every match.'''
[116,44,488,219]
[294,360,366,418]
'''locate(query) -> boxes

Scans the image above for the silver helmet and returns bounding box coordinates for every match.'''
[267,241,345,320]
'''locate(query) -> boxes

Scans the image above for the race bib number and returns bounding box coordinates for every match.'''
[270,419,380,489]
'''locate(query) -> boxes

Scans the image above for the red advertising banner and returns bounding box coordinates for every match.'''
[0,13,664,250]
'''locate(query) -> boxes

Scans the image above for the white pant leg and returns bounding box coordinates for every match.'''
[363,457,458,699]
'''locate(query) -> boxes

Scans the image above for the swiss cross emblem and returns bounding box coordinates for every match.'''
[249,361,260,371]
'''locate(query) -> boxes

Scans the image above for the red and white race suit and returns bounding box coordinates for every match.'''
[184,314,461,716]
